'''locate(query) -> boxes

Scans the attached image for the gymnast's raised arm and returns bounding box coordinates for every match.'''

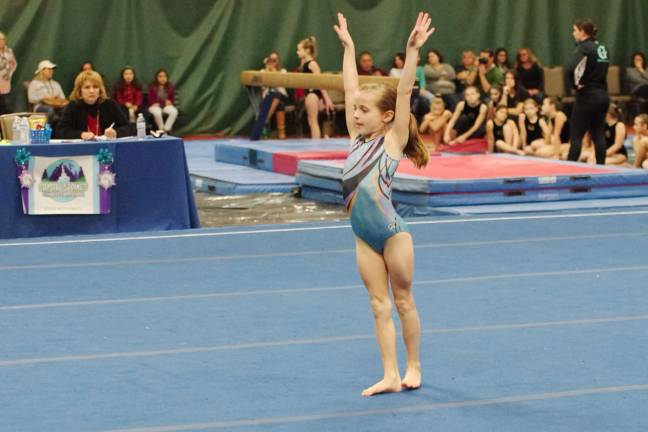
[333,12,359,140]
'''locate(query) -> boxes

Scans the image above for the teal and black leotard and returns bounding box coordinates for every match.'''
[342,134,408,253]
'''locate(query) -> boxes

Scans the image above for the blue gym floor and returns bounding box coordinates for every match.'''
[2,209,648,431]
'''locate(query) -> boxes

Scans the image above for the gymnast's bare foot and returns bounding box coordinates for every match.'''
[361,376,402,397]
[401,364,421,390]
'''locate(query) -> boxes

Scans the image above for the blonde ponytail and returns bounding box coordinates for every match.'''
[404,113,429,168]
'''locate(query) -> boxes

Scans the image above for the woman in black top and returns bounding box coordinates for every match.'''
[57,70,130,140]
[515,48,544,103]
[566,18,610,165]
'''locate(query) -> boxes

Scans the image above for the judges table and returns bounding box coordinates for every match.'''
[0,136,200,239]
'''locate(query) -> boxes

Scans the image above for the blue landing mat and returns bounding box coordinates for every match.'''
[185,141,297,195]
[298,156,648,194]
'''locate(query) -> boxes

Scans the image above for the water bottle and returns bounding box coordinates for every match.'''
[20,117,31,144]
[136,113,146,139]
[11,117,21,144]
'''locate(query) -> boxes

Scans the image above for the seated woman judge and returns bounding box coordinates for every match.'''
[57,70,131,140]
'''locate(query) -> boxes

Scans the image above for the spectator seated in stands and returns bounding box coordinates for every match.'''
[389,52,404,78]
[476,49,504,99]
[392,52,432,121]
[500,70,528,117]
[0,31,18,116]
[56,70,131,140]
[580,103,627,166]
[357,51,387,76]
[486,85,503,121]
[541,96,570,159]
[494,47,510,73]
[28,60,68,126]
[627,52,648,99]
[518,98,548,156]
[259,51,288,139]
[423,49,459,111]
[419,98,452,151]
[487,104,523,155]
[147,68,178,132]
[113,66,143,124]
[455,50,477,97]
[515,48,544,103]
[444,85,487,145]
[632,114,648,169]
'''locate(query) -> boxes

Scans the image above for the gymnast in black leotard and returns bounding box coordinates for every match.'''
[296,36,335,138]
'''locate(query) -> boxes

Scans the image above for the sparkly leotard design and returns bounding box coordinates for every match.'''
[342,134,408,253]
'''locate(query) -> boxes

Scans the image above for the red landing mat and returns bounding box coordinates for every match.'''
[396,154,618,180]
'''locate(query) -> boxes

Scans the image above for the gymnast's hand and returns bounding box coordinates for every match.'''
[407,12,435,51]
[333,12,354,48]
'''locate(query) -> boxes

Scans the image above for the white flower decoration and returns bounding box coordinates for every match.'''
[98,171,116,190]
[18,171,35,189]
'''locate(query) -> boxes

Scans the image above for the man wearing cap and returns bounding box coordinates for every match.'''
[28,59,68,125]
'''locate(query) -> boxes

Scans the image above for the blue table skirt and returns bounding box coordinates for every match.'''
[0,137,200,239]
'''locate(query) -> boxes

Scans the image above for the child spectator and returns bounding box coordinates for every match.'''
[518,98,547,156]
[541,96,570,159]
[495,48,510,73]
[419,98,452,150]
[476,49,504,97]
[583,103,627,165]
[28,60,68,126]
[486,104,522,154]
[147,68,178,132]
[626,52,648,98]
[500,70,527,117]
[259,51,288,139]
[0,31,17,115]
[632,114,648,169]
[389,53,405,78]
[296,36,335,138]
[357,51,387,76]
[113,66,143,123]
[423,49,459,110]
[515,48,544,102]
[455,50,477,96]
[486,85,503,121]
[444,85,487,144]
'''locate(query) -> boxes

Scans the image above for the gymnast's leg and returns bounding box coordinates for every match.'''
[355,236,402,396]
[384,231,421,390]
[304,92,321,139]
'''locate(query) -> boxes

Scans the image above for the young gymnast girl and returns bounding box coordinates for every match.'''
[333,12,433,396]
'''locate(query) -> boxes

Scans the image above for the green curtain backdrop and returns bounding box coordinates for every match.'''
[1,0,646,135]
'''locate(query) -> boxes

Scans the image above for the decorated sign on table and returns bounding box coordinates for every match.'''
[14,148,116,215]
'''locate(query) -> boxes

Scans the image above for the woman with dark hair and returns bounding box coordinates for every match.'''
[494,48,510,73]
[423,48,458,110]
[500,70,528,117]
[566,18,610,165]
[627,52,648,98]
[147,68,178,132]
[113,66,143,123]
